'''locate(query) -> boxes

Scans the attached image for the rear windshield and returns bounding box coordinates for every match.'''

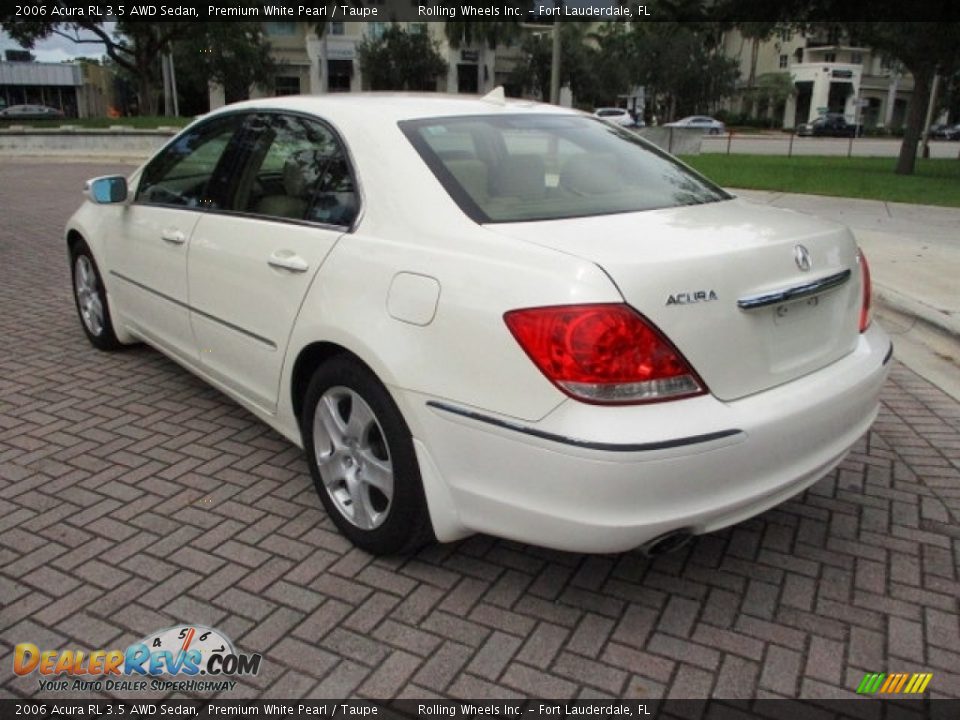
[400,114,729,223]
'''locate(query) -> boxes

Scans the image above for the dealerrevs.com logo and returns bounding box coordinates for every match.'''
[15,625,261,693]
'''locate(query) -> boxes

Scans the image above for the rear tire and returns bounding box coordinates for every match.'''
[301,356,435,555]
[70,239,122,351]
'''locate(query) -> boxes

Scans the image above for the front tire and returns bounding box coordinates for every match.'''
[301,356,434,554]
[70,240,122,351]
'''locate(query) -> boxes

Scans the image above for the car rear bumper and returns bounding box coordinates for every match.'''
[397,323,891,553]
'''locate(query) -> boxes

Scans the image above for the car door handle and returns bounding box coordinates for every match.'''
[161,229,186,245]
[268,251,309,273]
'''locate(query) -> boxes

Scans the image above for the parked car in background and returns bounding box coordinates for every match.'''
[664,115,725,134]
[66,93,889,555]
[0,104,65,120]
[796,113,860,138]
[930,122,960,141]
[593,107,642,128]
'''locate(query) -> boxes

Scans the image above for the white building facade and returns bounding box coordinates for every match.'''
[209,21,507,109]
[722,27,914,129]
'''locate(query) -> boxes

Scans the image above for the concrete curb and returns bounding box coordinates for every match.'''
[873,283,960,340]
[0,153,147,164]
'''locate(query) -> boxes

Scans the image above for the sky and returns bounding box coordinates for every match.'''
[0,24,116,63]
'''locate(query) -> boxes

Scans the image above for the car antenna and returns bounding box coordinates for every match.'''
[481,86,506,106]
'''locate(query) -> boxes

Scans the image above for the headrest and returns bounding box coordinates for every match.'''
[445,159,489,202]
[493,154,545,200]
[560,153,620,196]
[284,149,326,198]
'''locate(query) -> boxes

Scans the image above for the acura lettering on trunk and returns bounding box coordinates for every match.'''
[666,290,719,305]
[66,90,892,555]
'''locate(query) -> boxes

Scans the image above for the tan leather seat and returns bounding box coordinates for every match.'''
[254,151,320,219]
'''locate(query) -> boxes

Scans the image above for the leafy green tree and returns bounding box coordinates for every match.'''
[174,23,278,108]
[630,23,739,120]
[356,25,447,91]
[585,22,639,108]
[737,24,778,93]
[508,24,596,104]
[741,72,795,123]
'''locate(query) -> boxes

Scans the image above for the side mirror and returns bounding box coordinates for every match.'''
[86,176,128,204]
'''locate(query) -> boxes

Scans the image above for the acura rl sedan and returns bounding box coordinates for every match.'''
[66,91,891,555]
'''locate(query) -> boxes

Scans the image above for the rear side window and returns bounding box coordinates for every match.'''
[227,113,359,226]
[401,114,729,223]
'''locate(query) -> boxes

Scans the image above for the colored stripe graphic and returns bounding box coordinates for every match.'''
[857,673,885,694]
[857,672,932,694]
[916,674,933,693]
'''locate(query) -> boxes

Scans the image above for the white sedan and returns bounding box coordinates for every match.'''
[593,107,639,128]
[665,115,726,134]
[67,93,890,555]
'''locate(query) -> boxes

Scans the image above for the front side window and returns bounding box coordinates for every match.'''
[136,114,246,209]
[401,114,728,223]
[227,113,358,226]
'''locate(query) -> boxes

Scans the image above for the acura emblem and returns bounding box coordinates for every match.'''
[794,244,812,272]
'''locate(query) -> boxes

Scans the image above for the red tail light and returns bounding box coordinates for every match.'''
[504,304,705,404]
[857,248,872,332]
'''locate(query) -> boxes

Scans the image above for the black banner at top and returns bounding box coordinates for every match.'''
[4,0,960,22]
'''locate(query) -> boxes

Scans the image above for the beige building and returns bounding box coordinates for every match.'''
[209,21,515,108]
[722,27,914,129]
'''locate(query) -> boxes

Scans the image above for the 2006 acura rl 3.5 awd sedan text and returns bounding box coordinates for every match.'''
[67,91,891,555]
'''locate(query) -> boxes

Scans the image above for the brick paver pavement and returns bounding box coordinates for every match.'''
[1,161,958,701]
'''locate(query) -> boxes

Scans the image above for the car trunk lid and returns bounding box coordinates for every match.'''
[487,198,863,401]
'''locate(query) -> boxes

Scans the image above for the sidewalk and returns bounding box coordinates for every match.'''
[734,189,960,399]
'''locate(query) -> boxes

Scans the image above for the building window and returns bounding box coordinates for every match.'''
[330,22,344,35]
[779,54,788,69]
[368,22,386,40]
[327,59,353,92]
[265,22,296,36]
[408,23,427,35]
[275,76,300,96]
[824,52,837,63]
[851,52,863,64]
[778,29,792,42]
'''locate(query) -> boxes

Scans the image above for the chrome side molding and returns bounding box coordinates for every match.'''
[737,269,851,311]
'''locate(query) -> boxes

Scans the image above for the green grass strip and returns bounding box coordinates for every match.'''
[680,154,960,208]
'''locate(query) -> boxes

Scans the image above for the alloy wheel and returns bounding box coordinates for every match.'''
[312,386,394,530]
[74,255,104,337]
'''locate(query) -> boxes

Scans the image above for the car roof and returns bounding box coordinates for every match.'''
[204,93,576,126]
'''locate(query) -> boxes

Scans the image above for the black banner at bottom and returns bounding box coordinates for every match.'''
[1,699,959,720]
